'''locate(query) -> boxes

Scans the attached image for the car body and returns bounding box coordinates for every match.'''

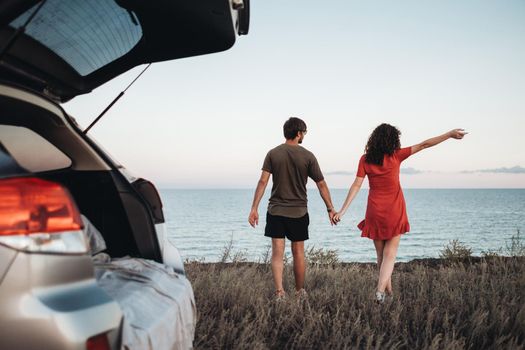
[0,0,249,349]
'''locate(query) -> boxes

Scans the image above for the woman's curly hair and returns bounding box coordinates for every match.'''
[364,123,401,165]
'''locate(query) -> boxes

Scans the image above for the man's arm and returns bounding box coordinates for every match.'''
[316,179,336,225]
[248,170,271,227]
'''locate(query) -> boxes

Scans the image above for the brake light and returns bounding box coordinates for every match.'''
[0,177,87,253]
[86,333,110,350]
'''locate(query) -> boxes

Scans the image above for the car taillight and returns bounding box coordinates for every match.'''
[0,177,87,254]
[86,333,110,350]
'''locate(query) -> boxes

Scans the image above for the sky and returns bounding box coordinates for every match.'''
[65,0,525,189]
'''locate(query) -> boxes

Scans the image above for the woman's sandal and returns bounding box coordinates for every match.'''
[274,289,286,301]
[375,291,386,304]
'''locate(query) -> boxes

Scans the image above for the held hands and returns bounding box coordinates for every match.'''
[328,210,337,226]
[332,211,342,224]
[328,207,344,226]
[448,129,468,139]
[248,209,259,228]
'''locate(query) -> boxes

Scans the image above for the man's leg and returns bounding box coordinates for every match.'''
[271,238,286,294]
[291,240,306,291]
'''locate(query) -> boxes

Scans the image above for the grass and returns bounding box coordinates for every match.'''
[186,262,524,349]
[185,233,525,349]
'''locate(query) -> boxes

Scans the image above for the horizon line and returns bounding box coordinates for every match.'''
[157,187,525,190]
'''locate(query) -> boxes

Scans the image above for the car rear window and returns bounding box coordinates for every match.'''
[0,125,71,172]
[10,0,143,76]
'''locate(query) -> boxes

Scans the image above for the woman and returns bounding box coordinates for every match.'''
[333,124,466,303]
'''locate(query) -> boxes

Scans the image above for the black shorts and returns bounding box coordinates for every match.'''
[264,212,309,242]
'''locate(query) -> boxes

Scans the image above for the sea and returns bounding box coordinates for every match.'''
[160,189,525,263]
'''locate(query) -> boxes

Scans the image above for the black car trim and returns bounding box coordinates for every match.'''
[0,0,247,102]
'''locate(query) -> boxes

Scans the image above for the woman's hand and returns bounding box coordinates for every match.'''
[448,129,468,139]
[333,211,343,224]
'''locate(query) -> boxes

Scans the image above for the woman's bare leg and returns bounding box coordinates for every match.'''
[374,239,385,267]
[373,240,393,294]
[377,235,401,293]
[386,276,393,295]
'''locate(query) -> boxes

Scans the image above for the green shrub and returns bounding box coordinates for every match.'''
[305,246,339,266]
[439,239,472,259]
[185,256,206,264]
[219,235,247,263]
[505,229,525,256]
[481,248,501,258]
[258,244,272,265]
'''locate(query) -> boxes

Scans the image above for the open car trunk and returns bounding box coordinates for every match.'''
[0,0,249,101]
[0,84,163,261]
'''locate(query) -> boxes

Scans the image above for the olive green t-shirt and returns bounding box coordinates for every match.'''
[262,144,324,218]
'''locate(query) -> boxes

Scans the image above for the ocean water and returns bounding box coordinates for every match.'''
[160,189,525,262]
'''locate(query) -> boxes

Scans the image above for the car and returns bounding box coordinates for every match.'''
[0,0,249,349]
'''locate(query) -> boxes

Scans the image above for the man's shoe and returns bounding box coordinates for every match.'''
[295,288,308,304]
[295,288,308,299]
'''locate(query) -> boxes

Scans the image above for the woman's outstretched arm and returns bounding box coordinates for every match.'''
[411,129,467,155]
[333,176,365,223]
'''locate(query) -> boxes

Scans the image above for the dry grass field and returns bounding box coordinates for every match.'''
[186,253,525,349]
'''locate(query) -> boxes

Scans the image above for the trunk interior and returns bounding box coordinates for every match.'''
[0,86,162,261]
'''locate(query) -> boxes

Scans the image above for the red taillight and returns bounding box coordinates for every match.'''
[86,333,111,350]
[0,177,82,235]
[0,177,87,254]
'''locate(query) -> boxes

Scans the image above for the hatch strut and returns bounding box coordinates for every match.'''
[0,0,48,61]
[84,63,152,134]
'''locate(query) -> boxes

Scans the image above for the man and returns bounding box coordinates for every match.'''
[248,117,337,299]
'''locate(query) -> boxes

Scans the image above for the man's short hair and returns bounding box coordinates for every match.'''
[283,117,307,140]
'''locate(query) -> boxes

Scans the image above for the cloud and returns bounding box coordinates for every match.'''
[461,166,525,174]
[400,167,423,175]
[326,166,525,177]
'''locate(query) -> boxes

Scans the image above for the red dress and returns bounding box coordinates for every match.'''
[356,147,412,240]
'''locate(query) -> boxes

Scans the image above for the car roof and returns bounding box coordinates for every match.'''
[0,0,249,102]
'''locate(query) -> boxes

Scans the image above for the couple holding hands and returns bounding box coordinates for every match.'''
[248,117,466,303]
